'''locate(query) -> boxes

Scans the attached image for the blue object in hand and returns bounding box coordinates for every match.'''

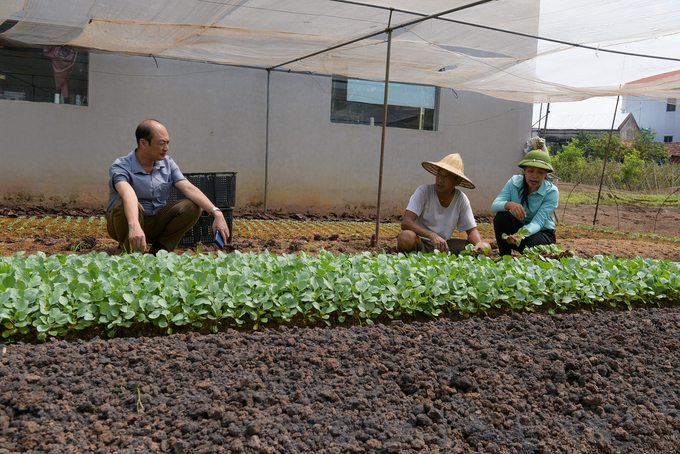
[214,230,225,248]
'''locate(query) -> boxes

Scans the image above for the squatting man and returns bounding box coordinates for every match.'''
[397,153,491,255]
[106,119,230,254]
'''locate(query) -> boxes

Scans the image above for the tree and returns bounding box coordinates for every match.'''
[553,141,586,183]
[586,134,628,162]
[573,132,596,156]
[630,129,670,164]
[614,149,644,190]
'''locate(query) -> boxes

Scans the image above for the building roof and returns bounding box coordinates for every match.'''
[665,142,680,157]
[627,70,680,86]
[544,112,634,131]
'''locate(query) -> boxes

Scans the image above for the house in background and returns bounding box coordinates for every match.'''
[535,112,639,148]
[622,95,680,143]
[665,142,680,164]
[622,70,680,143]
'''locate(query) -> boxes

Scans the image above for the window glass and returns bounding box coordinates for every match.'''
[0,22,89,105]
[331,77,438,131]
[664,136,673,143]
[667,98,676,112]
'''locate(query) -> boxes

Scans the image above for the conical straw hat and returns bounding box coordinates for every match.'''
[421,153,475,189]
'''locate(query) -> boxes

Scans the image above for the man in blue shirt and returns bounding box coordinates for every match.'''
[106,119,230,254]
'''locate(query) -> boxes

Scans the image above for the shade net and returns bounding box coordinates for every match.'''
[1,0,680,103]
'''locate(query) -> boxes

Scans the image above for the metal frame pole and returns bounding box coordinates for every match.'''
[264,69,271,212]
[374,26,393,247]
[593,96,621,226]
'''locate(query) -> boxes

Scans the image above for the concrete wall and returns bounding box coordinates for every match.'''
[0,53,532,217]
[0,53,266,209]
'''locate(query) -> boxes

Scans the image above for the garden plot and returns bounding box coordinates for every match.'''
[2,214,680,261]
[1,209,680,453]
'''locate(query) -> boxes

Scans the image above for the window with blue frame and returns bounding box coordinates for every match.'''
[331,77,438,131]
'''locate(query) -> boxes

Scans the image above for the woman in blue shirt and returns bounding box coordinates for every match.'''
[491,148,559,256]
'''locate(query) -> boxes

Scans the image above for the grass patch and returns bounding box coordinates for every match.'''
[559,191,680,207]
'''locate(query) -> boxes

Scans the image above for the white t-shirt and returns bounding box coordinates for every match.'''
[405,184,476,241]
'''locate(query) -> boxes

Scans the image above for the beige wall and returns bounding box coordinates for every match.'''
[0,53,532,217]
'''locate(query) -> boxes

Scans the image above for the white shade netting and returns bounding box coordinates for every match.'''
[2,0,680,103]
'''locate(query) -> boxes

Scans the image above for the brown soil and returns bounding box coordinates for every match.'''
[3,309,680,454]
[2,204,680,453]
[1,203,680,260]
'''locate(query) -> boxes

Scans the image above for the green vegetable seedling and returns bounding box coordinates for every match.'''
[502,228,531,246]
[459,244,491,257]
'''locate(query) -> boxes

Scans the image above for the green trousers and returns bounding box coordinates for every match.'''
[106,199,202,252]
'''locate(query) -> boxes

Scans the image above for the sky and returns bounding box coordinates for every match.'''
[530,0,680,129]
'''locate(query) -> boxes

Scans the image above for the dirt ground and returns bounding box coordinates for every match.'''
[1,203,680,261]
[2,308,680,454]
[555,204,680,262]
[1,204,680,453]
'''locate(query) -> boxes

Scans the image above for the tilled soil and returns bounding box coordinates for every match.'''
[2,221,680,261]
[2,308,680,454]
[2,200,680,260]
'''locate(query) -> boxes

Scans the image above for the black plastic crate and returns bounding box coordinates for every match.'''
[168,172,237,208]
[180,207,234,246]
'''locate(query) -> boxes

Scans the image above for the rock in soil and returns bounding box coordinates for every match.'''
[2,308,680,453]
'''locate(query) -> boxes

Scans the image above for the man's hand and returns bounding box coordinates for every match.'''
[176,181,232,245]
[428,233,449,252]
[505,201,526,220]
[114,180,146,252]
[128,221,147,252]
[465,227,489,255]
[473,241,491,255]
[212,210,230,244]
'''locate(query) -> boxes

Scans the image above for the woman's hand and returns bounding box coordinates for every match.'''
[505,233,523,246]
[505,201,526,220]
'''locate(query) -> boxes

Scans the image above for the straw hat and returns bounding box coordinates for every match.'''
[518,150,554,173]
[422,153,475,189]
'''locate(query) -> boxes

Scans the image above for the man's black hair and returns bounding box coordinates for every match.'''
[135,119,161,146]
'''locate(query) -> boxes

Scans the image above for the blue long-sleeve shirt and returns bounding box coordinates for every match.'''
[491,174,559,236]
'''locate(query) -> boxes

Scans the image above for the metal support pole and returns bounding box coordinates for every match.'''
[543,103,550,138]
[593,96,621,226]
[264,69,271,212]
[374,26,393,248]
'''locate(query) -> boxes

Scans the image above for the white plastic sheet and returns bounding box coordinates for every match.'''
[1,0,680,102]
